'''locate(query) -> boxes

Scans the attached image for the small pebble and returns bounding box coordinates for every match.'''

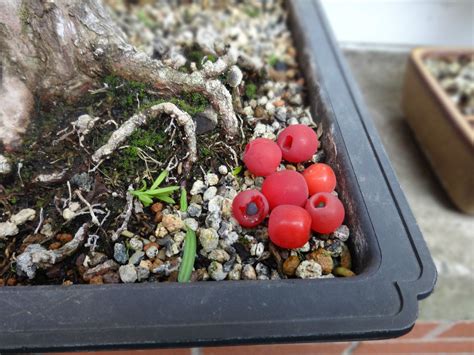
[144,242,159,259]
[218,165,228,175]
[187,203,202,217]
[208,249,230,263]
[129,251,145,265]
[307,249,334,275]
[114,243,129,264]
[119,264,137,283]
[332,225,350,242]
[242,264,257,280]
[190,180,206,195]
[136,266,150,281]
[228,263,242,280]
[205,173,219,186]
[203,186,217,201]
[283,255,300,276]
[184,218,199,231]
[162,214,184,232]
[129,237,144,251]
[208,261,227,281]
[199,228,219,252]
[296,260,322,279]
[227,65,243,87]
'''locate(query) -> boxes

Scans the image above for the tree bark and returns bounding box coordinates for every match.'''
[0,0,238,149]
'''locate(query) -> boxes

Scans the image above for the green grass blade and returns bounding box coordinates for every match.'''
[156,195,175,204]
[140,194,153,207]
[150,170,169,190]
[146,186,180,195]
[178,228,197,282]
[180,187,188,212]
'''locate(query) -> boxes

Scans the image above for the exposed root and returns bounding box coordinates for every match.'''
[92,102,197,171]
[16,223,89,279]
[75,190,100,225]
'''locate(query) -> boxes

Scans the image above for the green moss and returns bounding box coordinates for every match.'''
[18,4,30,33]
[185,48,217,70]
[136,9,154,28]
[245,83,257,99]
[268,54,280,67]
[244,6,260,18]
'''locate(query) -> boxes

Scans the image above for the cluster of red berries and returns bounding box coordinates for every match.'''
[232,124,345,249]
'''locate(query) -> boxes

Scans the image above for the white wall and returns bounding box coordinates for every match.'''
[320,0,474,47]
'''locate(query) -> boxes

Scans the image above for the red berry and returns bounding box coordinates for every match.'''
[232,190,269,228]
[277,124,319,163]
[302,163,337,195]
[261,170,309,210]
[305,192,345,234]
[268,205,312,249]
[243,138,282,176]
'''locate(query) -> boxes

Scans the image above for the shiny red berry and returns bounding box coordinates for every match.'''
[302,163,337,195]
[232,190,269,228]
[305,192,345,234]
[243,138,282,176]
[277,124,319,163]
[268,205,312,249]
[261,170,309,210]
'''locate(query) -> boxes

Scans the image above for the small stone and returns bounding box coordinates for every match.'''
[129,251,145,265]
[190,180,206,195]
[208,195,224,213]
[242,264,257,280]
[62,208,76,221]
[250,242,264,258]
[173,232,186,245]
[136,266,150,281]
[203,186,217,201]
[208,249,230,263]
[151,258,164,273]
[187,203,202,217]
[150,202,164,213]
[56,233,73,243]
[205,212,221,230]
[83,260,119,282]
[88,252,108,267]
[242,106,254,117]
[255,263,270,280]
[254,106,266,118]
[119,264,137,283]
[10,208,36,225]
[332,225,350,242]
[89,275,103,284]
[0,222,19,239]
[184,218,199,231]
[114,243,128,264]
[227,65,243,87]
[199,228,219,252]
[295,260,322,279]
[222,231,239,248]
[70,172,94,192]
[208,261,227,281]
[307,249,334,275]
[297,242,310,253]
[228,263,242,280]
[162,214,184,233]
[340,243,352,269]
[287,117,299,125]
[221,198,233,218]
[0,154,12,175]
[333,267,355,277]
[253,122,267,137]
[218,165,228,175]
[283,255,301,276]
[274,107,287,122]
[102,272,120,284]
[139,259,153,271]
[144,242,159,259]
[166,242,180,257]
[129,237,144,251]
[205,173,219,186]
[270,269,281,280]
[154,211,163,223]
[299,116,313,126]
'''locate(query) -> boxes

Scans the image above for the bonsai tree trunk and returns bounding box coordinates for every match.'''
[0,0,238,151]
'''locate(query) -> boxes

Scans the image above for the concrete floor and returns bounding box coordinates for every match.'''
[343,48,474,321]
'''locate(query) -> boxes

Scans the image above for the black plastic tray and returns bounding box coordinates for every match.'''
[0,0,436,351]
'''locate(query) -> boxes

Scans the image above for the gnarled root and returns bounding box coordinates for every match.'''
[16,223,89,279]
[92,102,197,170]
